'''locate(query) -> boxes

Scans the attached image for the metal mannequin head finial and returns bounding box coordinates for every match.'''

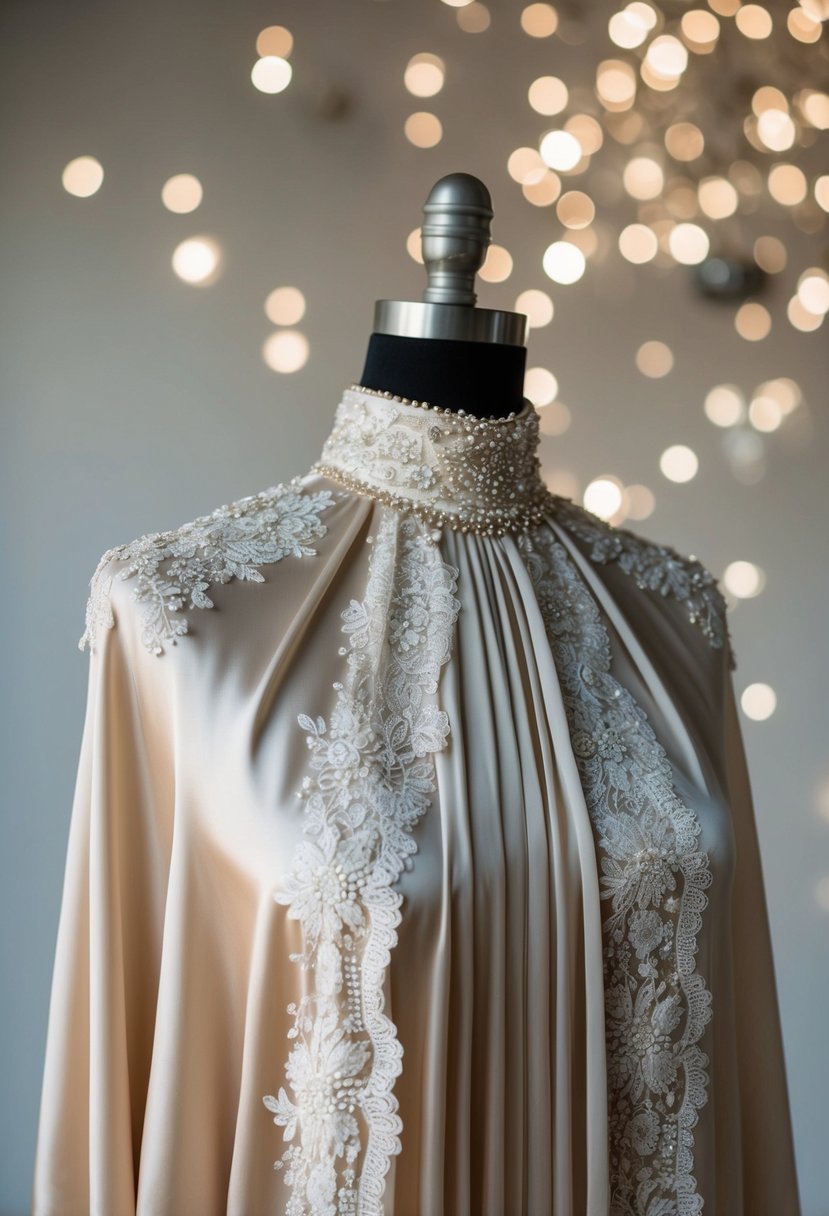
[371,172,527,346]
[421,173,494,307]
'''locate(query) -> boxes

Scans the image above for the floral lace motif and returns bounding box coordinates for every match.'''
[312,384,555,535]
[263,508,461,1215]
[78,476,335,655]
[518,525,713,1216]
[549,496,735,670]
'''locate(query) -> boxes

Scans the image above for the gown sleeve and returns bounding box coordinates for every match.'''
[32,559,174,1216]
[722,647,802,1214]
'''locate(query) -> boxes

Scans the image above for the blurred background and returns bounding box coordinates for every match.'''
[1,0,827,1211]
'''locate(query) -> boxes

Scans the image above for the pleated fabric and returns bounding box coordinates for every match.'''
[32,446,801,1215]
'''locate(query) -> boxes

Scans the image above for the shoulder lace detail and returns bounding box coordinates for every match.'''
[262,509,461,1215]
[550,496,736,670]
[518,524,713,1216]
[78,476,336,656]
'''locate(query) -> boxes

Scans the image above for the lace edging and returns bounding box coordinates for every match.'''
[519,525,713,1215]
[550,496,736,671]
[263,508,461,1215]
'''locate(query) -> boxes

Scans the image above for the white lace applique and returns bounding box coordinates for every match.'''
[518,525,713,1216]
[550,496,736,670]
[78,476,336,656]
[263,508,461,1215]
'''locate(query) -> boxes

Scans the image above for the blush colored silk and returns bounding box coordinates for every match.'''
[32,480,800,1215]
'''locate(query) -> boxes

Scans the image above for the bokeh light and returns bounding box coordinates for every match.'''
[171,236,221,285]
[161,174,203,214]
[62,156,104,198]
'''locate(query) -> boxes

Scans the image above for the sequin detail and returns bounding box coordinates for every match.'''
[263,509,461,1215]
[518,524,713,1216]
[79,476,335,655]
[550,495,735,669]
[312,385,555,536]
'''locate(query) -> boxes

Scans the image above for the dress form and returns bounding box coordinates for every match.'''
[357,173,528,420]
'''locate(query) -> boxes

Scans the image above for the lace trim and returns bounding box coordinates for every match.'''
[78,476,335,655]
[263,509,461,1215]
[518,525,713,1216]
[313,385,553,535]
[550,496,735,669]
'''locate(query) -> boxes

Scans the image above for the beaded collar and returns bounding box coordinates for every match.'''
[312,383,555,535]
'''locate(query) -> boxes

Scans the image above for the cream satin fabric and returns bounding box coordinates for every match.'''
[32,389,800,1216]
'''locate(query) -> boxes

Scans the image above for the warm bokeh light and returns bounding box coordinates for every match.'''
[625,483,656,520]
[479,243,513,282]
[522,171,562,206]
[659,444,698,482]
[798,270,829,315]
[767,163,808,205]
[62,155,104,198]
[741,682,777,721]
[636,340,674,377]
[456,3,491,32]
[262,330,309,373]
[161,174,203,214]
[753,235,787,273]
[665,122,705,161]
[265,286,306,326]
[524,366,559,405]
[584,476,624,519]
[516,289,554,327]
[255,25,293,59]
[623,157,664,200]
[539,129,582,171]
[537,400,572,435]
[704,384,745,427]
[251,56,292,94]
[528,76,568,115]
[698,176,738,218]
[735,4,773,38]
[609,4,656,49]
[723,560,765,598]
[645,34,688,77]
[521,3,559,36]
[507,146,547,185]
[596,59,637,108]
[404,53,446,97]
[787,295,824,332]
[619,223,659,263]
[748,394,783,432]
[404,112,443,147]
[542,240,586,284]
[557,191,595,228]
[734,301,772,340]
[171,236,221,285]
[544,467,581,499]
[667,222,710,263]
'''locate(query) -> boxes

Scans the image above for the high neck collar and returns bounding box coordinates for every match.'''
[312,383,554,535]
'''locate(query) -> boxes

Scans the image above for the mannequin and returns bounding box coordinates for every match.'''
[357,172,528,420]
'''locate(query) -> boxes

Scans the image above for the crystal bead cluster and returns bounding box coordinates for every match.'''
[312,383,557,536]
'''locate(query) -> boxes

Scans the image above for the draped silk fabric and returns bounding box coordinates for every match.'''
[33,384,800,1216]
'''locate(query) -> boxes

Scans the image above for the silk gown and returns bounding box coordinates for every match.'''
[32,383,801,1216]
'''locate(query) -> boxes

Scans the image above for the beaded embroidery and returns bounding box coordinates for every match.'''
[312,384,555,536]
[550,495,735,669]
[79,476,335,655]
[518,524,713,1216]
[263,509,461,1214]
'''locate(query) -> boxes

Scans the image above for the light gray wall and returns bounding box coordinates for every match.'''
[2,2,827,1212]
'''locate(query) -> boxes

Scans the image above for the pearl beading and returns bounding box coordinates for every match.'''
[312,383,557,536]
